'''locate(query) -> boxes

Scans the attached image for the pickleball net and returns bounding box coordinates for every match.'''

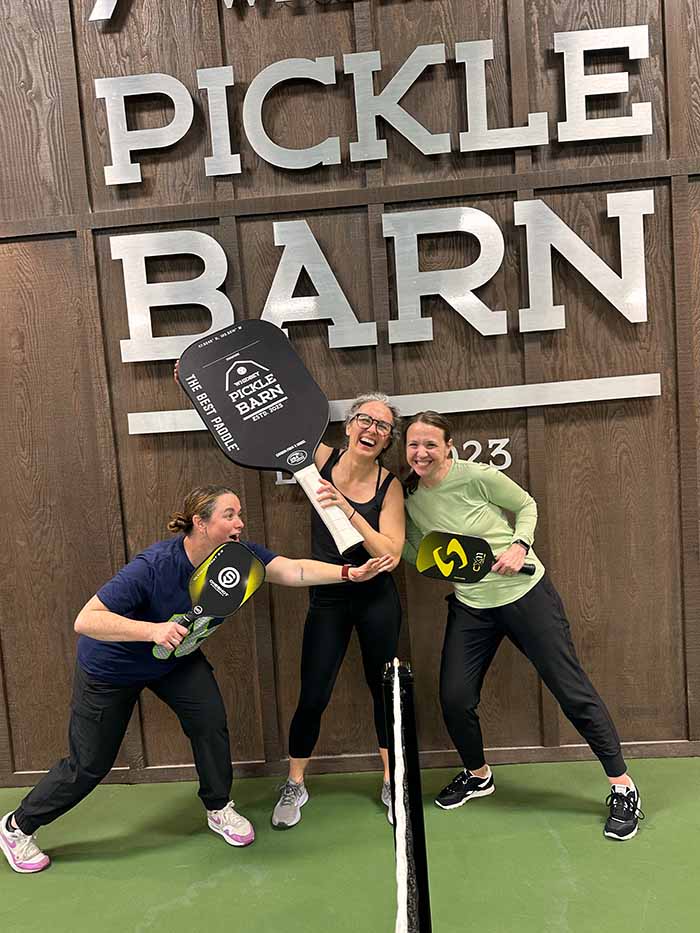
[383,660,432,933]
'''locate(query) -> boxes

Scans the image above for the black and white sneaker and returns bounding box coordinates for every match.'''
[435,769,495,810]
[604,784,644,841]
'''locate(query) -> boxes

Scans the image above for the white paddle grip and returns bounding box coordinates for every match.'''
[295,463,364,555]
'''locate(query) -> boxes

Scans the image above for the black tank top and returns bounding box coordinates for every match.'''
[311,448,396,566]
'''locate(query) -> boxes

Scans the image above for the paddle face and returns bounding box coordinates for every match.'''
[188,541,265,615]
[179,320,329,476]
[417,532,496,583]
[153,542,266,659]
[417,532,537,583]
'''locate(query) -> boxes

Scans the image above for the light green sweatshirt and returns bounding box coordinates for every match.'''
[403,459,545,609]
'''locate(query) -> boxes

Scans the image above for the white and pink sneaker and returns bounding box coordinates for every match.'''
[0,812,50,873]
[207,801,255,847]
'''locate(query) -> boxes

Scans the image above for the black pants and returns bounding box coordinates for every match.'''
[288,577,401,758]
[15,652,233,835]
[441,576,626,778]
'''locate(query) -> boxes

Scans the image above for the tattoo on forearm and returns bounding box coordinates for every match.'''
[300,566,304,583]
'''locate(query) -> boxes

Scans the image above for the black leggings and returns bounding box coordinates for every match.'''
[288,578,401,758]
[440,576,626,778]
[15,652,233,835]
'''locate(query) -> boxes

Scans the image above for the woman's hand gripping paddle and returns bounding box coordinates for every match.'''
[153,541,265,660]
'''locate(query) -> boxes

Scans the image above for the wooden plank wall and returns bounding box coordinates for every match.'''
[1,0,699,786]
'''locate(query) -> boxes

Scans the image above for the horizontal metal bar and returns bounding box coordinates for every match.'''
[127,373,661,434]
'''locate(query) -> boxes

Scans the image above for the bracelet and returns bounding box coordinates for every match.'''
[341,564,351,582]
[513,539,530,554]
[348,508,356,522]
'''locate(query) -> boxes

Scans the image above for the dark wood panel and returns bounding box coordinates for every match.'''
[219,216,282,761]
[388,193,526,397]
[402,411,542,752]
[544,400,685,742]
[682,177,700,738]
[225,1,363,199]
[525,0,667,171]
[372,0,513,186]
[0,0,696,784]
[72,0,227,212]
[685,0,700,156]
[0,0,75,221]
[383,192,541,749]
[93,222,266,766]
[237,207,384,757]
[0,235,124,769]
[534,181,684,740]
[663,0,688,158]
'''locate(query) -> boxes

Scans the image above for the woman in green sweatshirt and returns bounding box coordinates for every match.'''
[402,411,643,842]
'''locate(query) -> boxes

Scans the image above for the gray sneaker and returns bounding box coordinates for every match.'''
[381,781,394,825]
[271,780,309,829]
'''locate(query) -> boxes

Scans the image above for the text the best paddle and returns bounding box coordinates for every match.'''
[179,320,364,555]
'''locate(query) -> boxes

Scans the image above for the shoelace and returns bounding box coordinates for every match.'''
[444,770,474,793]
[215,802,248,830]
[605,790,645,822]
[278,782,303,807]
[8,828,43,860]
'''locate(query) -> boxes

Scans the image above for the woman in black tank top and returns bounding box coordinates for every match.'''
[271,394,406,830]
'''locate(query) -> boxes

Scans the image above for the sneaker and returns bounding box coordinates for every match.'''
[435,769,495,810]
[0,812,50,873]
[207,801,255,847]
[381,780,394,825]
[604,785,644,841]
[271,779,309,829]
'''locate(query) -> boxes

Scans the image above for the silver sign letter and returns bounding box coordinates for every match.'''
[197,66,241,177]
[457,40,548,151]
[242,58,341,169]
[383,207,507,343]
[555,26,652,142]
[113,230,234,361]
[95,73,194,185]
[262,221,377,347]
[515,189,655,332]
[344,45,451,161]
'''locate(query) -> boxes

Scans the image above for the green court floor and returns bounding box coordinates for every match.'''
[1,757,697,932]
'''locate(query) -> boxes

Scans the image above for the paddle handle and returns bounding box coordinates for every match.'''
[520,562,536,576]
[295,463,365,555]
[152,609,198,660]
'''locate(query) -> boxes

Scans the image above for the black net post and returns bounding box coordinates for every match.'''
[383,661,432,933]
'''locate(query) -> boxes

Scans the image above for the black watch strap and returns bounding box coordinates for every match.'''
[513,539,531,554]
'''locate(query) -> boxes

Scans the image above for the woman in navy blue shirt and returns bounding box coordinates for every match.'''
[0,485,392,874]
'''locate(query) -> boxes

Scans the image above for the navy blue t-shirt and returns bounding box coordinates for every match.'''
[77,536,277,685]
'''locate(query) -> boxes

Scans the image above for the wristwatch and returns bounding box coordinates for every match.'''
[513,539,530,554]
[341,564,352,581]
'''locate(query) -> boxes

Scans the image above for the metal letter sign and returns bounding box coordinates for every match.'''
[344,45,451,161]
[555,26,652,142]
[515,190,655,332]
[95,74,194,185]
[84,16,660,435]
[383,207,507,343]
[112,231,234,362]
[262,222,377,347]
[243,58,341,170]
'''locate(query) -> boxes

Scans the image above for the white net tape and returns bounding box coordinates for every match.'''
[392,658,408,933]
